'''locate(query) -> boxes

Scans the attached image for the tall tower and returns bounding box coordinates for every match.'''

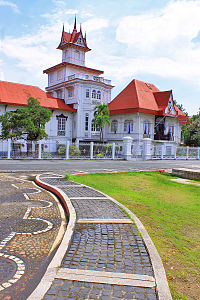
[43,17,114,142]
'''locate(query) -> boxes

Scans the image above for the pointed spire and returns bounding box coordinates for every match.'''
[84,31,86,40]
[74,15,77,30]
[62,23,65,32]
[80,23,82,34]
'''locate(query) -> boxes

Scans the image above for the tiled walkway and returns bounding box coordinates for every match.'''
[37,174,158,300]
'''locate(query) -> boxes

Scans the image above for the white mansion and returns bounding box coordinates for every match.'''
[0,18,188,158]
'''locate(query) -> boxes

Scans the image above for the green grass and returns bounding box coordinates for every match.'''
[69,171,200,300]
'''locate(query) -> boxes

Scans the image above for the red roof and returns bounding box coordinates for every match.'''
[43,61,103,75]
[108,79,188,123]
[0,81,76,112]
[57,21,90,52]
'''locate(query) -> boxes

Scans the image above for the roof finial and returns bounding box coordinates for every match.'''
[62,23,65,32]
[74,15,77,30]
[80,23,82,34]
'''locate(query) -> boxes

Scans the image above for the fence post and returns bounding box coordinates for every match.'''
[161,144,164,160]
[123,136,132,160]
[112,143,115,160]
[143,138,152,160]
[186,146,189,160]
[90,142,93,159]
[7,139,11,159]
[38,141,42,159]
[197,147,200,160]
[66,140,70,159]
[174,145,177,160]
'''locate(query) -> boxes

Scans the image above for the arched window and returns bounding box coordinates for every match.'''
[75,50,80,60]
[97,91,101,100]
[124,120,133,134]
[68,88,73,98]
[92,90,96,99]
[111,120,118,134]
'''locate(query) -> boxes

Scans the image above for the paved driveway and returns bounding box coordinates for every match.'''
[0,173,66,300]
[0,159,200,174]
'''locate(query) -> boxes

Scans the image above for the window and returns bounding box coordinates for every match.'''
[111,120,118,133]
[91,119,100,132]
[169,125,174,136]
[57,118,66,136]
[75,50,80,60]
[85,113,89,131]
[92,90,96,99]
[97,91,101,100]
[124,120,133,134]
[143,121,151,137]
[50,73,54,82]
[86,89,90,98]
[56,90,63,99]
[57,70,63,80]
[68,88,73,98]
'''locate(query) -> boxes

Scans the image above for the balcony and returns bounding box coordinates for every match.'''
[67,74,111,85]
[154,133,174,141]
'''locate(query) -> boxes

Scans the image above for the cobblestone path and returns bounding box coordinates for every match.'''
[39,174,158,300]
[0,173,66,300]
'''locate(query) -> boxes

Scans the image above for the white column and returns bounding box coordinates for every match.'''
[143,138,152,160]
[186,146,189,160]
[174,145,177,160]
[112,142,115,160]
[90,142,94,159]
[123,136,132,160]
[38,140,42,159]
[7,139,11,159]
[197,147,200,160]
[66,140,70,159]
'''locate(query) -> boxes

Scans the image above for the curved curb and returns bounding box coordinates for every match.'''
[78,183,172,300]
[27,175,76,300]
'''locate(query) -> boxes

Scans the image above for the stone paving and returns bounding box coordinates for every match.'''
[0,173,65,300]
[39,176,158,300]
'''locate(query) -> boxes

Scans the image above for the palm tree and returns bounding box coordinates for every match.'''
[93,104,111,142]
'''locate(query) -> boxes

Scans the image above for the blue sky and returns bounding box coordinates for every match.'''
[0,0,200,116]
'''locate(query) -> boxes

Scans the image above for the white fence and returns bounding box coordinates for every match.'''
[0,139,199,160]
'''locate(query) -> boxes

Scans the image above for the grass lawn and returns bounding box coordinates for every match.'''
[69,171,200,300]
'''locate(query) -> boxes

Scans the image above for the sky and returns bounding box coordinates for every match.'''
[0,0,200,116]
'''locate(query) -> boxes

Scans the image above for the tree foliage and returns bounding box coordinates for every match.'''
[93,103,110,142]
[0,97,51,141]
[183,113,200,146]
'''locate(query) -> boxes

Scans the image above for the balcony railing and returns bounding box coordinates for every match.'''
[154,133,174,141]
[67,74,111,85]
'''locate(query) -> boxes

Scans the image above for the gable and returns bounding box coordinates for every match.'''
[165,95,176,116]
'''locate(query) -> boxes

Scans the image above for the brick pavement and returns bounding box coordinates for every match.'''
[37,174,162,300]
[0,173,66,300]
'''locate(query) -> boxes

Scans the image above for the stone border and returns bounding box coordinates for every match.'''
[27,174,76,300]
[0,253,25,291]
[56,268,155,288]
[80,183,172,300]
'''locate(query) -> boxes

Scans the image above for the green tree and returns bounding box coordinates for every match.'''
[0,97,51,141]
[93,103,111,142]
[183,112,200,146]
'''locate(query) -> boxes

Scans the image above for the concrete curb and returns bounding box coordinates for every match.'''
[79,183,172,300]
[27,174,76,300]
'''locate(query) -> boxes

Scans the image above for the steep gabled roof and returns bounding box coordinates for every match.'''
[0,81,76,112]
[57,19,90,52]
[108,79,188,123]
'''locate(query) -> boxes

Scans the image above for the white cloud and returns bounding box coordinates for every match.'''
[0,0,20,14]
[113,0,200,84]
